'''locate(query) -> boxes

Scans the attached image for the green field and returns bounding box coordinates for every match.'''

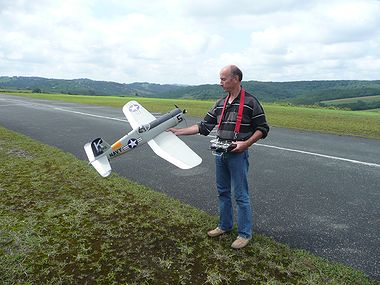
[265,104,380,139]
[3,92,380,140]
[367,108,380,112]
[320,95,380,111]
[0,126,377,284]
[321,95,380,105]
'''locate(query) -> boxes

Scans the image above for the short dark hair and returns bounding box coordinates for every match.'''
[231,66,243,81]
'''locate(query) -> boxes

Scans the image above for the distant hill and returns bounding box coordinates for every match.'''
[0,76,184,96]
[146,80,380,110]
[1,76,380,110]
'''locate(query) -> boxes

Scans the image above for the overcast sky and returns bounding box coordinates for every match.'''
[1,0,379,85]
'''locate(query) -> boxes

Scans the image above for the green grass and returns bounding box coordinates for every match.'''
[3,92,380,140]
[0,126,378,284]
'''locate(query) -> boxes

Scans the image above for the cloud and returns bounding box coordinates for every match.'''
[0,0,379,84]
[240,0,380,81]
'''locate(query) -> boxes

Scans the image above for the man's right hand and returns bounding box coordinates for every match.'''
[167,125,200,136]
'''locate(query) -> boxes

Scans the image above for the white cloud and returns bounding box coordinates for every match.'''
[0,0,379,84]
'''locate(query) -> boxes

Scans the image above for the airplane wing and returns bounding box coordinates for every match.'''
[148,132,202,169]
[122,100,156,129]
[123,100,202,169]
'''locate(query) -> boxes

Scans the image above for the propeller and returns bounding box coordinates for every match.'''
[175,104,187,114]
[175,104,188,127]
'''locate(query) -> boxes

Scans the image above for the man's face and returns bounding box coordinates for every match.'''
[219,68,239,93]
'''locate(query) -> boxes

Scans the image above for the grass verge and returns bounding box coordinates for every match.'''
[3,92,380,140]
[0,126,377,284]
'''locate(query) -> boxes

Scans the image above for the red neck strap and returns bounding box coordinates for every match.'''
[217,87,245,139]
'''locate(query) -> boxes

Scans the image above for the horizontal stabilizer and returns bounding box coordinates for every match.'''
[148,132,202,169]
[84,142,112,177]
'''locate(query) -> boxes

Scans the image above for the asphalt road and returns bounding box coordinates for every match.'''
[1,94,379,279]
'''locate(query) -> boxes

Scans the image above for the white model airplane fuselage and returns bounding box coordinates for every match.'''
[84,101,202,177]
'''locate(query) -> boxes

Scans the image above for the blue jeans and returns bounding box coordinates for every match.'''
[215,150,252,239]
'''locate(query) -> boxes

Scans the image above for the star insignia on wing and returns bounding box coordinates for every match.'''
[129,104,140,112]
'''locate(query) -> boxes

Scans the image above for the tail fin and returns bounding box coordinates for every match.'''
[84,138,112,177]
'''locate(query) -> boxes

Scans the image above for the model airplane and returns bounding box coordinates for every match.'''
[84,101,202,177]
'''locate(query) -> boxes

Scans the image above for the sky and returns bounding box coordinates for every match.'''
[0,0,379,85]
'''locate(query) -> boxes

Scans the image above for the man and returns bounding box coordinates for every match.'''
[169,65,269,249]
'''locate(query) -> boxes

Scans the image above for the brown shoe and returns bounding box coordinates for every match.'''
[207,227,226,237]
[231,236,251,249]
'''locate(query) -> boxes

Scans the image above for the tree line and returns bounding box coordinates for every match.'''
[1,76,380,110]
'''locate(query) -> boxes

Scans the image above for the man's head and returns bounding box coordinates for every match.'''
[219,65,243,93]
